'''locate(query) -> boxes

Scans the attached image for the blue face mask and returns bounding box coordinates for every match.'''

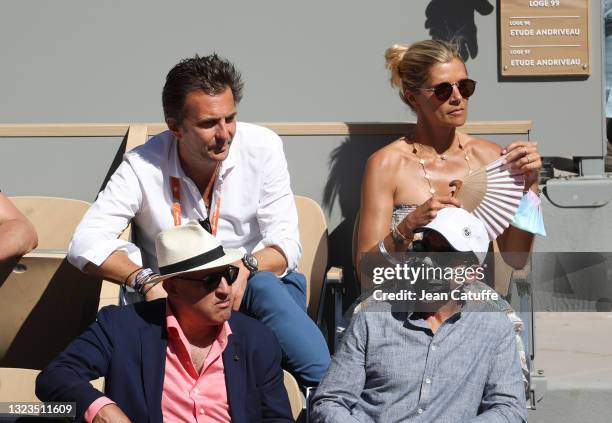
[511,191,547,236]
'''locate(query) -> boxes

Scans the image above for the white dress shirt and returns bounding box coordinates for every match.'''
[68,122,302,274]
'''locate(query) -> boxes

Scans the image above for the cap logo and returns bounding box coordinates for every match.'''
[463,227,472,238]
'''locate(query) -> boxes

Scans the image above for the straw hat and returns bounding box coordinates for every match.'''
[148,222,245,284]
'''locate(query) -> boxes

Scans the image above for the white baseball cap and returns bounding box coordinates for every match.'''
[413,207,489,264]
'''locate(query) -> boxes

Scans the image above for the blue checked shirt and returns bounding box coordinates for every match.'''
[311,301,527,423]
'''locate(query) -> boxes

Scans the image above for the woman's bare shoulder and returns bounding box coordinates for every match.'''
[462,133,503,166]
[366,138,414,171]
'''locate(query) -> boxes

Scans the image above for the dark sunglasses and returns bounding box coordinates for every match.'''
[412,239,454,253]
[418,78,476,102]
[177,265,240,290]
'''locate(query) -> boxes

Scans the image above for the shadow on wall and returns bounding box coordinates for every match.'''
[425,0,494,61]
[323,131,407,307]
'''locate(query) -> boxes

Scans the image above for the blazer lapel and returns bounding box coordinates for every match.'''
[140,324,167,423]
[223,334,247,423]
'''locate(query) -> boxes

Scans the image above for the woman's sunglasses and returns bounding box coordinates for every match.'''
[418,78,477,102]
[176,265,240,290]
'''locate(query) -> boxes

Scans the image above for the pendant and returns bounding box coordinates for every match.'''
[440,154,447,160]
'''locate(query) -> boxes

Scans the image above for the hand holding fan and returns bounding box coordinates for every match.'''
[449,154,525,241]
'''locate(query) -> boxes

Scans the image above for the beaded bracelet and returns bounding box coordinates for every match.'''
[124,267,143,287]
[141,279,162,297]
[391,224,410,244]
[132,268,159,295]
[378,240,401,265]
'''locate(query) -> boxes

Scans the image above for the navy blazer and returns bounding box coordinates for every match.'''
[36,299,293,422]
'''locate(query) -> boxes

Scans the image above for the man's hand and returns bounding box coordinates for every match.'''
[93,404,132,423]
[230,260,250,311]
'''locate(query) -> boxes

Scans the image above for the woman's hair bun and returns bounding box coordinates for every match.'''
[385,44,410,88]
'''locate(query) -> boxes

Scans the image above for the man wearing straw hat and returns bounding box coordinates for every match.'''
[38,222,293,423]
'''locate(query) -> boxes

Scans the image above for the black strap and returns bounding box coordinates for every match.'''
[159,246,225,275]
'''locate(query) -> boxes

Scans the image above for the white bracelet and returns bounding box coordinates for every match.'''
[378,240,400,265]
[391,223,413,245]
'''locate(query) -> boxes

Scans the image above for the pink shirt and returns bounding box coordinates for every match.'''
[84,306,232,423]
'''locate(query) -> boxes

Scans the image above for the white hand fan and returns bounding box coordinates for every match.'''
[450,154,525,241]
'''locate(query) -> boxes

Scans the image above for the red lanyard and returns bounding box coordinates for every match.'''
[209,197,221,236]
[171,177,182,226]
[170,176,221,236]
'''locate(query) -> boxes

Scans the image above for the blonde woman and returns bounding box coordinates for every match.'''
[357,39,544,273]
[352,40,541,392]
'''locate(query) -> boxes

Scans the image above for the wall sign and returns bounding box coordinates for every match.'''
[500,0,590,76]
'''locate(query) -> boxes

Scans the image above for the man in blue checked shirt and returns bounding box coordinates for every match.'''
[311,208,526,423]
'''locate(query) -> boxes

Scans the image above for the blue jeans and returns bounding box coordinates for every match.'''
[240,271,330,386]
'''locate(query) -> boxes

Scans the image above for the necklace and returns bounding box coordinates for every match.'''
[411,135,472,195]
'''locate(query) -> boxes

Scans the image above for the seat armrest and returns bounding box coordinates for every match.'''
[22,248,67,259]
[316,266,345,353]
[325,266,343,285]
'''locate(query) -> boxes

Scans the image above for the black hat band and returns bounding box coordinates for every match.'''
[159,246,225,275]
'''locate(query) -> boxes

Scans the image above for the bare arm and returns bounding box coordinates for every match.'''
[0,193,38,262]
[495,140,542,269]
[254,245,287,275]
[84,252,166,301]
[83,251,140,285]
[496,214,535,270]
[357,153,460,275]
[357,153,398,270]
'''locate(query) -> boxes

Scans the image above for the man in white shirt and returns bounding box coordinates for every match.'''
[68,54,329,385]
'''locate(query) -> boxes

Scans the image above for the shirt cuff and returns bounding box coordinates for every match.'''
[84,397,116,423]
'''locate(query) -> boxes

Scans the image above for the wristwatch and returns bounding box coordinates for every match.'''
[242,253,259,277]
